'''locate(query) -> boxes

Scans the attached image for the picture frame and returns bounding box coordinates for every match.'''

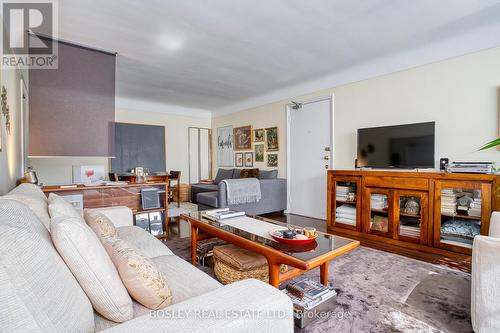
[148,212,164,236]
[265,127,279,151]
[217,125,233,166]
[254,128,265,142]
[255,144,264,162]
[267,153,278,167]
[234,125,252,151]
[134,213,150,232]
[244,152,254,167]
[235,152,244,167]
[72,165,105,184]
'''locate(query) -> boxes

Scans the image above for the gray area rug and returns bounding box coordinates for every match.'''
[164,237,472,333]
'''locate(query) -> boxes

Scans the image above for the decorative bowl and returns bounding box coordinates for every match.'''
[269,229,318,244]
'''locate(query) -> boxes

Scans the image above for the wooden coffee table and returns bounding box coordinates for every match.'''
[181,212,360,288]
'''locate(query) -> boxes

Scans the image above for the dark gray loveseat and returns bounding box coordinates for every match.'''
[191,168,287,215]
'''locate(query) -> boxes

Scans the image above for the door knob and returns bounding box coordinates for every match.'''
[324,147,331,152]
[323,156,330,161]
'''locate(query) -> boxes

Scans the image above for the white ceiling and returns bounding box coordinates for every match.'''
[58,0,500,115]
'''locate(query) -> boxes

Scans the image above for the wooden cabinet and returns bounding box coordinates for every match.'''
[327,170,499,257]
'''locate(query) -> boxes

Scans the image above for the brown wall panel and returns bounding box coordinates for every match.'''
[29,40,115,156]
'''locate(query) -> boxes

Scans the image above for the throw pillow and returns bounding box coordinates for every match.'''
[240,168,259,178]
[50,215,133,322]
[214,168,234,184]
[84,209,118,239]
[259,170,278,179]
[48,193,82,219]
[4,193,51,229]
[103,238,173,310]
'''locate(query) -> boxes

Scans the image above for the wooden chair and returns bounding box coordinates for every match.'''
[168,171,181,208]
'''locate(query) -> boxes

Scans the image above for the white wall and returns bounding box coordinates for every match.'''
[30,107,211,185]
[0,67,26,195]
[212,46,500,172]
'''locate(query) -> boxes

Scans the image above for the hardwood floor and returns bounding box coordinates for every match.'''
[169,212,471,273]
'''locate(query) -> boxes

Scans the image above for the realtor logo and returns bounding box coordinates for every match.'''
[2,1,58,68]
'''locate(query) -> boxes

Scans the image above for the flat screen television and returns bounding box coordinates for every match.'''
[357,121,435,169]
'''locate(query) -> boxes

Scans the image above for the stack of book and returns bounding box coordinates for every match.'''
[371,194,388,210]
[399,218,421,238]
[336,184,356,202]
[335,204,356,226]
[283,278,337,312]
[441,189,457,215]
[468,196,482,217]
[202,208,245,221]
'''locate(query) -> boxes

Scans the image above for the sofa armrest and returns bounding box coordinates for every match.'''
[102,279,293,333]
[471,235,500,333]
[488,212,500,238]
[84,206,134,228]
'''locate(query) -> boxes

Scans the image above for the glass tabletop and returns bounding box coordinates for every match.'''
[184,211,357,262]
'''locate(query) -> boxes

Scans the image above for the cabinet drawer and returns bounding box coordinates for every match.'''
[364,176,428,191]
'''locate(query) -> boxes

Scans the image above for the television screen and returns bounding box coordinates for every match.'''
[357,122,435,169]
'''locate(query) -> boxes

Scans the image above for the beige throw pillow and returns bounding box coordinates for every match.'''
[103,238,173,310]
[50,215,133,322]
[84,209,117,239]
[48,193,82,219]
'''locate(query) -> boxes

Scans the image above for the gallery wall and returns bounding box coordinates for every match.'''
[212,102,287,177]
[212,46,500,174]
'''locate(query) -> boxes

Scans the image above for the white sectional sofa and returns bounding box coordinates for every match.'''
[471,211,500,333]
[0,184,293,332]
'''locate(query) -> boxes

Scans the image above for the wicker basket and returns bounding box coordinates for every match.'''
[214,256,268,284]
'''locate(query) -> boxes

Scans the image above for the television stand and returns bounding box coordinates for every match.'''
[327,170,499,262]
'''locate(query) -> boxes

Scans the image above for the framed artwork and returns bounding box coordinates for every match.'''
[72,165,105,184]
[234,125,252,150]
[235,152,244,167]
[255,144,264,162]
[244,152,254,167]
[254,128,265,142]
[149,212,164,236]
[265,127,279,151]
[267,153,278,167]
[217,126,233,166]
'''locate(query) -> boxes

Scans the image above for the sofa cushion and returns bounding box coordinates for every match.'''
[197,191,218,208]
[191,183,218,192]
[232,168,241,179]
[3,184,51,230]
[117,226,174,258]
[50,215,133,322]
[103,238,173,310]
[259,170,278,179]
[0,199,94,332]
[151,255,221,304]
[48,193,82,219]
[240,168,259,178]
[214,168,234,184]
[84,209,118,239]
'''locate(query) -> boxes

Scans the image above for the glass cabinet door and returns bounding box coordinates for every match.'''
[363,188,392,237]
[331,176,361,231]
[434,180,491,254]
[395,191,428,244]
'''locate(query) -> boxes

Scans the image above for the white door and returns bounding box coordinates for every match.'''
[288,97,333,219]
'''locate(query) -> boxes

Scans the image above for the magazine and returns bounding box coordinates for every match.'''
[202,208,245,221]
[289,278,331,299]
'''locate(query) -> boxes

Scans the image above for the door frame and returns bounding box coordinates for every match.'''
[286,94,335,216]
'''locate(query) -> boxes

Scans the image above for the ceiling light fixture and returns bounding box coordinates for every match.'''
[157,35,184,52]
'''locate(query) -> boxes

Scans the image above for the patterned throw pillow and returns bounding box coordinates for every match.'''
[48,193,82,219]
[84,210,118,239]
[240,168,260,178]
[103,238,173,310]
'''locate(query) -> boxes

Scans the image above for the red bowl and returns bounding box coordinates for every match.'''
[270,230,317,244]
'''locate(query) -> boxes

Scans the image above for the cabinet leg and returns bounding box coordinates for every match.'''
[320,261,329,286]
